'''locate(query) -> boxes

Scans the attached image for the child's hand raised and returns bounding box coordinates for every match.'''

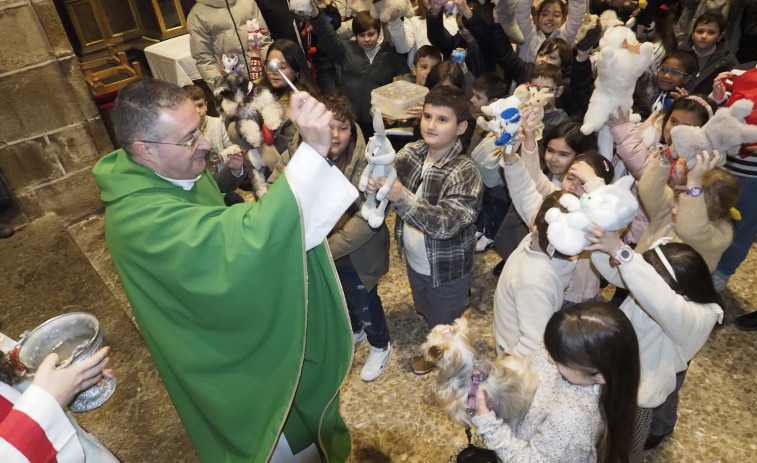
[583,225,624,255]
[713,72,735,102]
[687,150,723,186]
[606,107,629,128]
[405,104,423,119]
[568,161,599,184]
[671,87,688,100]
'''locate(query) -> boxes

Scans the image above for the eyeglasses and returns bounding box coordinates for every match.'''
[657,66,690,78]
[533,84,558,94]
[139,130,203,152]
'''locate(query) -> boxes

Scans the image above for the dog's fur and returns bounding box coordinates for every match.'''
[422,310,538,428]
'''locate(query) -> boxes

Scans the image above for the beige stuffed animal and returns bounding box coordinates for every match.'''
[370,0,413,22]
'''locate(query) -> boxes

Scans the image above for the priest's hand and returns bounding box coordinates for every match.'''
[290,91,333,158]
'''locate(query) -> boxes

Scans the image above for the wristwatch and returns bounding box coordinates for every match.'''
[686,187,703,197]
[610,246,633,266]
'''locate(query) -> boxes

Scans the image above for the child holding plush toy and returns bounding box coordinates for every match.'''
[586,227,724,457]
[491,115,623,356]
[490,119,597,274]
[474,302,640,463]
[635,149,741,272]
[608,94,719,246]
[320,94,394,383]
[363,86,483,376]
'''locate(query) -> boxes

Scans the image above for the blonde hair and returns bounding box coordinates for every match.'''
[702,168,741,221]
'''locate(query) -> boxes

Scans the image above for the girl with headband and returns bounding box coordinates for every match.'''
[585,226,724,461]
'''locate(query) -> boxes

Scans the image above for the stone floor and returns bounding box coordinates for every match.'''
[1,210,755,462]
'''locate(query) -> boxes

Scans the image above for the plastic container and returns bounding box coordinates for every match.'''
[371,81,429,119]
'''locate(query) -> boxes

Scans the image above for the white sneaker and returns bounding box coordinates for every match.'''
[353,328,366,348]
[475,235,495,252]
[474,230,484,240]
[361,342,393,382]
[712,271,730,293]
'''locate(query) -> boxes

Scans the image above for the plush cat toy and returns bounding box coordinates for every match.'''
[545,176,639,256]
[359,109,397,228]
[370,0,414,22]
[493,0,524,44]
[671,99,757,168]
[214,73,284,149]
[477,94,524,151]
[581,12,653,137]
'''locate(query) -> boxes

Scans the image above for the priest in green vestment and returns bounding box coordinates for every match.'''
[92,78,356,462]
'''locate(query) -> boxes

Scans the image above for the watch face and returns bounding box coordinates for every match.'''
[688,187,703,197]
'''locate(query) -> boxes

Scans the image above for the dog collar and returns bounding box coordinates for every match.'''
[466,367,488,415]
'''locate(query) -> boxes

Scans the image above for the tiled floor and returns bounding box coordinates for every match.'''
[1,211,755,462]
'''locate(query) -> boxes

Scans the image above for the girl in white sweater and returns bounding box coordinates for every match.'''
[586,226,724,461]
[474,302,640,463]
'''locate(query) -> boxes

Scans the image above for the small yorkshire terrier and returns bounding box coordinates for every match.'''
[422,309,538,428]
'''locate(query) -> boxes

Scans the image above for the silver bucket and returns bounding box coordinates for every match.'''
[12,312,117,412]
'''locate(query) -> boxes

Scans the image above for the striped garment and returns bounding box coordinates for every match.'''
[0,382,118,463]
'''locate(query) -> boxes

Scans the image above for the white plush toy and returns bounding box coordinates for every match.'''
[359,109,397,228]
[289,0,315,17]
[371,0,414,22]
[670,99,757,168]
[477,94,524,152]
[494,0,524,44]
[545,175,638,256]
[580,12,654,136]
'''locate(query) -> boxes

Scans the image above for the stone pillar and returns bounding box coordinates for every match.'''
[0,0,113,226]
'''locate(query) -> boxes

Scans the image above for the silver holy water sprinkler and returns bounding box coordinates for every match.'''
[267,59,299,93]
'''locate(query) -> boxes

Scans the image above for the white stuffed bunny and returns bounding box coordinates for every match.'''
[580,13,654,137]
[545,176,638,256]
[359,110,397,228]
[670,99,757,168]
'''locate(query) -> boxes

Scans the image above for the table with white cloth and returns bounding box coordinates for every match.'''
[144,34,201,86]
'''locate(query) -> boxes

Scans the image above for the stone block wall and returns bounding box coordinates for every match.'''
[0,0,113,225]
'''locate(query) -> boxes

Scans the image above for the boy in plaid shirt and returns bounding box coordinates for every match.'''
[366,86,483,374]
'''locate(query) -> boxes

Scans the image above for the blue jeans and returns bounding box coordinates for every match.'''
[716,175,757,276]
[336,265,390,349]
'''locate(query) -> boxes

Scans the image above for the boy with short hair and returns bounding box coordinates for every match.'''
[411,45,443,87]
[320,93,394,382]
[366,86,484,374]
[310,8,409,138]
[529,63,568,129]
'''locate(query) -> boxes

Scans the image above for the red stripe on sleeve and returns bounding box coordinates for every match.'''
[0,394,13,419]
[0,409,59,463]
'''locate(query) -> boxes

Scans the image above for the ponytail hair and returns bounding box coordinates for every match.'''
[544,302,640,463]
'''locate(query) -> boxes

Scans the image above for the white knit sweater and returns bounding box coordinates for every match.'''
[472,346,601,462]
[591,252,723,408]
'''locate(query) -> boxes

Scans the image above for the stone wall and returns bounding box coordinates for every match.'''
[0,0,113,226]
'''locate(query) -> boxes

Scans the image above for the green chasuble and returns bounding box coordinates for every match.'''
[93,149,352,462]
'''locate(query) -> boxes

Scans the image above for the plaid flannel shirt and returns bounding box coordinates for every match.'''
[392,139,484,287]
